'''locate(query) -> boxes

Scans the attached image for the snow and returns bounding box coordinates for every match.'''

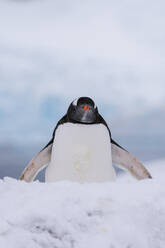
[0,160,165,248]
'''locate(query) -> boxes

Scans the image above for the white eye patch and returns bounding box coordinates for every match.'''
[73,98,78,106]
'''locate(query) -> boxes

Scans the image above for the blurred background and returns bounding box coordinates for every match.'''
[0,0,164,181]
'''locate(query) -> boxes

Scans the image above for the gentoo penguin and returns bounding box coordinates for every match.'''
[20,97,152,182]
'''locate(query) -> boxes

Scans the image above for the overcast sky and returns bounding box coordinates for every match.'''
[0,0,164,161]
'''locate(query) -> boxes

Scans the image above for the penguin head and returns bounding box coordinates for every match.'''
[67,97,98,124]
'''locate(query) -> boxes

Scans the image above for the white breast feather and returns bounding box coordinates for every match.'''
[45,123,116,182]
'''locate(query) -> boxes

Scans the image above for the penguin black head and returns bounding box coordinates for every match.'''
[67,97,98,124]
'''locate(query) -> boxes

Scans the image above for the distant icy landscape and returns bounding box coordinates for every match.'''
[0,160,164,248]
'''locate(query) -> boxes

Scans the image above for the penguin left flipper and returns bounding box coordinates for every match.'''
[111,139,152,180]
[20,143,52,182]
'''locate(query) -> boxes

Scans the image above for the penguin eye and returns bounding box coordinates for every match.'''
[73,107,76,112]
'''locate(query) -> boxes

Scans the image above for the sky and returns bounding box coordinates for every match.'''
[0,0,165,171]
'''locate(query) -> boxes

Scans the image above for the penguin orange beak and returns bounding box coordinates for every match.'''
[83,105,90,111]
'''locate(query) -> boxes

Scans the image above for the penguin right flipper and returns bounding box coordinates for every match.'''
[20,143,52,182]
[20,115,68,182]
[111,139,152,180]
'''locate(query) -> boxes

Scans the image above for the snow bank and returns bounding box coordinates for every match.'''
[0,161,165,248]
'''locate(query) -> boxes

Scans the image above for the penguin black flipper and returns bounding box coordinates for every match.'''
[111,139,152,179]
[20,143,52,182]
[96,114,151,179]
[42,115,68,151]
[20,115,68,182]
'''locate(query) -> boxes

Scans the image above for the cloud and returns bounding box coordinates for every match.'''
[0,0,164,148]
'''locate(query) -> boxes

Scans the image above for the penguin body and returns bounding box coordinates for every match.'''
[20,97,152,182]
[46,123,116,182]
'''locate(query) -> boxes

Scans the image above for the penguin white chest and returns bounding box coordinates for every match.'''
[45,123,116,182]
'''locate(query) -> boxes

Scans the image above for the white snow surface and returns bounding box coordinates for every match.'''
[0,160,165,248]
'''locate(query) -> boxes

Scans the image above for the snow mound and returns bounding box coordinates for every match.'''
[0,161,165,248]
